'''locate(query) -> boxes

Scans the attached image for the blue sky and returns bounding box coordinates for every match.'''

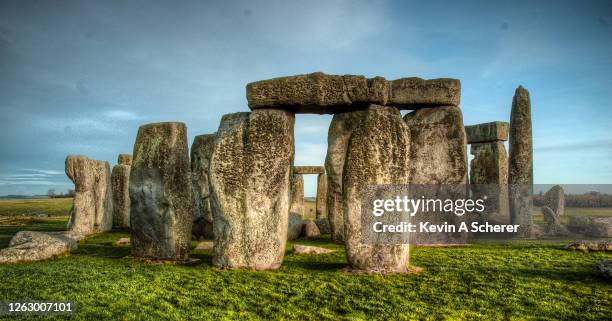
[0,0,611,196]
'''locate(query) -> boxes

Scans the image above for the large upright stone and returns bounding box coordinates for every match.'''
[344,105,411,273]
[324,111,366,244]
[191,133,217,239]
[289,173,304,216]
[210,109,294,270]
[544,185,564,217]
[111,154,131,228]
[129,122,193,261]
[469,142,509,224]
[65,155,113,236]
[403,106,468,244]
[315,173,327,219]
[508,86,533,238]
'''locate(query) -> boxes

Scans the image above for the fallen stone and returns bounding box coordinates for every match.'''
[325,110,366,244]
[464,121,509,143]
[191,133,217,240]
[210,110,294,270]
[195,241,214,251]
[118,154,133,166]
[287,212,303,241]
[111,163,131,228]
[567,216,612,238]
[565,240,611,252]
[302,220,321,238]
[315,218,331,234]
[36,213,49,218]
[593,259,612,280]
[293,166,325,174]
[344,104,411,273]
[115,237,130,246]
[0,231,77,264]
[541,206,570,236]
[544,185,565,217]
[130,122,193,261]
[293,244,333,255]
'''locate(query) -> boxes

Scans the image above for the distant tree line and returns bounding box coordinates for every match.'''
[47,188,75,198]
[533,191,612,208]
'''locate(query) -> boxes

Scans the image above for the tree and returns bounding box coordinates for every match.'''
[47,188,56,198]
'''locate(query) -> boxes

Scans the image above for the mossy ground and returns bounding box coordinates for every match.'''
[0,199,610,320]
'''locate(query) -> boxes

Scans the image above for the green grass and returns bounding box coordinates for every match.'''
[532,207,612,224]
[0,199,611,320]
[0,198,72,217]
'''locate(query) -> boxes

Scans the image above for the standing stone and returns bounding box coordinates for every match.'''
[111,154,131,228]
[544,185,565,217]
[315,173,327,219]
[469,142,509,225]
[210,109,294,270]
[344,105,411,273]
[403,106,468,244]
[65,155,113,236]
[541,206,569,236]
[508,86,533,238]
[191,133,217,240]
[290,173,304,216]
[324,111,366,244]
[129,122,193,261]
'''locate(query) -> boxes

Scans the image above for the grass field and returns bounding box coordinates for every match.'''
[0,198,72,217]
[0,199,611,320]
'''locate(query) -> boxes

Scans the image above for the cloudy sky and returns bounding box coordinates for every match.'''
[1,0,611,196]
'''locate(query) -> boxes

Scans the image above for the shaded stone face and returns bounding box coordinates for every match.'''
[118,154,133,166]
[190,133,217,239]
[469,142,509,225]
[315,173,327,219]
[343,105,411,273]
[508,86,533,238]
[541,206,569,236]
[111,164,131,228]
[246,72,460,113]
[293,166,325,174]
[544,185,564,216]
[289,173,304,216]
[210,109,294,270]
[65,155,113,236]
[324,110,366,244]
[302,220,320,238]
[464,121,509,143]
[129,122,193,261]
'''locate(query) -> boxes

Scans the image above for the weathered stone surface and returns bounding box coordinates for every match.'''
[325,111,366,244]
[118,154,133,166]
[195,241,213,251]
[293,244,333,255]
[469,142,509,225]
[541,206,570,236]
[390,77,460,107]
[191,133,217,240]
[287,212,303,241]
[246,72,460,113]
[293,166,325,174]
[594,259,612,280]
[315,218,331,234]
[464,121,509,143]
[0,231,77,264]
[115,237,130,246]
[65,155,113,236]
[289,173,304,216]
[130,122,193,261]
[344,104,411,273]
[210,109,294,270]
[567,216,612,237]
[565,240,611,252]
[111,164,131,228]
[508,86,533,238]
[302,220,321,238]
[544,185,565,216]
[315,173,327,219]
[403,106,468,244]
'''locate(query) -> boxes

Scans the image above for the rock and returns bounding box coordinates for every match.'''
[508,86,533,238]
[324,110,366,244]
[191,133,217,239]
[246,72,460,113]
[289,173,304,216]
[293,244,333,255]
[593,259,612,280]
[287,212,303,241]
[65,155,113,236]
[464,121,509,143]
[544,185,565,216]
[118,154,133,166]
[315,173,327,219]
[293,166,325,174]
[129,122,193,261]
[0,231,77,264]
[403,106,469,244]
[565,240,611,252]
[195,241,214,251]
[541,206,570,236]
[210,110,294,270]
[111,163,131,228]
[115,237,130,246]
[567,216,612,238]
[302,220,321,238]
[315,218,331,234]
[469,141,509,224]
[344,104,411,273]
[35,213,49,218]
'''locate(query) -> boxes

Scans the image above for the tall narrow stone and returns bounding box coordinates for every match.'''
[344,105,410,273]
[315,173,327,219]
[403,106,468,244]
[129,122,193,261]
[111,154,132,228]
[469,141,509,225]
[508,86,533,238]
[324,111,366,244]
[544,185,564,216]
[191,133,217,239]
[288,173,304,241]
[66,155,113,236]
[210,109,294,270]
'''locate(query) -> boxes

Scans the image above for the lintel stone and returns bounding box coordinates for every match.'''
[293,166,325,175]
[465,121,509,143]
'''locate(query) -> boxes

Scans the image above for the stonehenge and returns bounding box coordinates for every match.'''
[0,231,77,264]
[111,154,132,228]
[508,86,533,238]
[544,185,565,217]
[291,166,327,219]
[191,133,217,240]
[129,122,193,261]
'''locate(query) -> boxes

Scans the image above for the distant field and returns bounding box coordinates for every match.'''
[0,198,72,217]
[532,207,612,224]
